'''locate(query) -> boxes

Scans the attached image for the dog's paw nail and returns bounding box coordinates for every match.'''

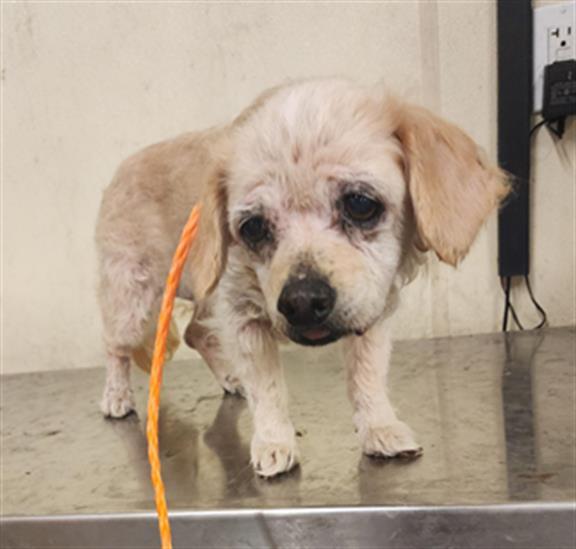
[251,439,299,478]
[396,447,423,459]
[362,421,422,459]
[221,375,246,397]
[101,388,136,418]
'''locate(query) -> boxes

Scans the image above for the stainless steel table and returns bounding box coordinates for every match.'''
[1,328,575,548]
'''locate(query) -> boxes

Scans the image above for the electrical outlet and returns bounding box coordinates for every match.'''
[533,2,576,112]
[548,24,574,62]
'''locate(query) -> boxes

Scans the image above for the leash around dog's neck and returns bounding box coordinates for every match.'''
[146,204,201,549]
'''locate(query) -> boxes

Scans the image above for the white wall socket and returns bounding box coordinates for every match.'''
[533,1,576,112]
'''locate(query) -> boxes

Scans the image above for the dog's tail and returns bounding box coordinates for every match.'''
[131,318,180,373]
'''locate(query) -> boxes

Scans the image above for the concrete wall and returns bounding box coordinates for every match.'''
[2,1,574,374]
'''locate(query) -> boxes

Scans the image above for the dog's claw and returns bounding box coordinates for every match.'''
[221,375,246,397]
[361,421,422,459]
[251,438,299,478]
[396,447,423,459]
[101,388,136,418]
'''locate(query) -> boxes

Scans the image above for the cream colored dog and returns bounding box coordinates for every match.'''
[96,79,508,477]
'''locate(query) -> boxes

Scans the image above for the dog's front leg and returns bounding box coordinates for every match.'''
[232,320,299,478]
[343,319,422,459]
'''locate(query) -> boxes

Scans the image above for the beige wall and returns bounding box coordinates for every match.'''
[2,1,574,374]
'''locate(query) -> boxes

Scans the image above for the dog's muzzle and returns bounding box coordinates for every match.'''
[277,276,339,346]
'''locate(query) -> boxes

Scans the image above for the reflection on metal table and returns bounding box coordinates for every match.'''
[1,328,575,548]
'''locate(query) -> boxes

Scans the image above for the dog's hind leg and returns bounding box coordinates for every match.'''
[101,350,134,418]
[98,255,164,418]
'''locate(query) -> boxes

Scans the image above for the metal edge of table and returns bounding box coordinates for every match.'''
[1,502,575,548]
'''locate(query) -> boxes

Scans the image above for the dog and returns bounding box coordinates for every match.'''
[95,78,508,478]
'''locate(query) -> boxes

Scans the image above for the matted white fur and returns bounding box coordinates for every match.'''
[95,78,508,477]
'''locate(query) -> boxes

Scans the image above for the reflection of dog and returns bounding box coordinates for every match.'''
[203,396,259,498]
[96,79,508,477]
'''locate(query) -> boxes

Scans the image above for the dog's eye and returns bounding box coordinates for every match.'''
[240,215,268,244]
[342,193,382,224]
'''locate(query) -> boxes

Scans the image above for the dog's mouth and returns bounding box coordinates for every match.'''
[288,325,345,346]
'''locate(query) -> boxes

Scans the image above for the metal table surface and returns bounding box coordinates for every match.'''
[1,328,575,548]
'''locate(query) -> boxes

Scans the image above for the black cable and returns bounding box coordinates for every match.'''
[501,121,553,333]
[547,118,565,139]
[501,275,547,332]
[502,277,511,332]
[509,299,525,331]
[524,276,548,329]
[530,117,566,140]
[529,118,548,138]
[502,276,525,332]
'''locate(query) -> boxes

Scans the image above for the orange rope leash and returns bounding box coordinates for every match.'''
[146,204,201,549]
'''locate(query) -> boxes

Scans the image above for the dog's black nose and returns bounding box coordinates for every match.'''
[277,277,336,327]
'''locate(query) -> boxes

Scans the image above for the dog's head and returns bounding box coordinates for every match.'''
[189,79,508,345]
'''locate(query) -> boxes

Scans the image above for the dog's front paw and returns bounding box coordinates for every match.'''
[251,436,299,478]
[361,421,422,459]
[100,387,136,418]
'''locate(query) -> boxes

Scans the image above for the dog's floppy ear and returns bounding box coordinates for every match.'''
[187,162,229,302]
[395,104,509,266]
